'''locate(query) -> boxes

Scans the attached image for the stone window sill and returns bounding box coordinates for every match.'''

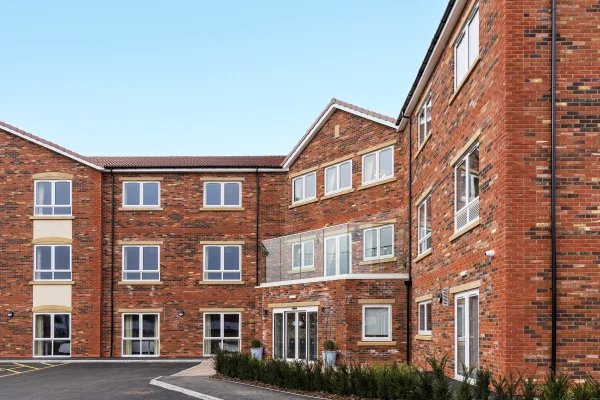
[288,198,318,209]
[357,341,397,347]
[320,188,354,201]
[449,56,481,106]
[29,281,75,286]
[415,335,433,341]
[414,133,432,159]
[198,281,245,285]
[118,281,163,286]
[357,177,397,191]
[414,248,432,263]
[359,257,397,266]
[449,219,481,242]
[119,207,163,211]
[200,207,244,211]
[29,216,75,220]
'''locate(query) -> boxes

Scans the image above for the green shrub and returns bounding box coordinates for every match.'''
[473,368,492,400]
[323,340,335,351]
[250,339,261,348]
[491,373,520,400]
[428,355,452,400]
[520,375,537,400]
[540,374,570,400]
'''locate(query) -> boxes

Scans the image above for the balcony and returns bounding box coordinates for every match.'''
[261,222,408,287]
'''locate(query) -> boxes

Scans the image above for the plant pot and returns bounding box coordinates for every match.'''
[322,350,337,368]
[250,347,264,360]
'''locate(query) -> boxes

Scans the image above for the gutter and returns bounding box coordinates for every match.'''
[550,0,558,375]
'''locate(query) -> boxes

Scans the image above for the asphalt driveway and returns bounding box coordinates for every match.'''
[0,362,197,400]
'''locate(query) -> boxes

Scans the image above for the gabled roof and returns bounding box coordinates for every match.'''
[282,98,397,169]
[88,155,285,169]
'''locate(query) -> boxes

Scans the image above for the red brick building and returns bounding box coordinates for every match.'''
[0,0,597,381]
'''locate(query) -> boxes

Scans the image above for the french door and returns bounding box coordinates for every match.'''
[455,289,479,380]
[273,308,317,362]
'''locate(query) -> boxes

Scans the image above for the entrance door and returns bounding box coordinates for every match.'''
[455,290,479,380]
[273,308,317,362]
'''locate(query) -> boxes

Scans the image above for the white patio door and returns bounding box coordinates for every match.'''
[455,289,479,380]
[273,308,317,362]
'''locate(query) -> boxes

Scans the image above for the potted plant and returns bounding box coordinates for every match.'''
[250,339,263,360]
[322,340,336,368]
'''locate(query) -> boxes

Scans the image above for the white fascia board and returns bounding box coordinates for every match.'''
[1,126,105,171]
[282,104,398,169]
[397,0,467,132]
[256,273,409,288]
[109,168,287,173]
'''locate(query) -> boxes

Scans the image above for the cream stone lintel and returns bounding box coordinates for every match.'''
[450,129,481,166]
[357,341,397,347]
[414,294,433,303]
[357,176,397,191]
[199,308,245,312]
[288,166,319,180]
[267,301,320,309]
[30,216,75,220]
[415,186,433,206]
[200,177,246,182]
[415,335,433,341]
[199,241,244,245]
[358,299,396,305]
[449,280,482,295]
[319,153,355,169]
[117,240,164,245]
[32,305,72,313]
[359,257,397,266]
[356,139,397,156]
[198,281,245,285]
[118,177,164,181]
[117,308,163,313]
[32,237,72,245]
[358,219,396,229]
[29,281,75,286]
[32,172,73,180]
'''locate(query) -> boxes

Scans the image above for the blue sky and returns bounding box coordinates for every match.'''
[1,1,447,156]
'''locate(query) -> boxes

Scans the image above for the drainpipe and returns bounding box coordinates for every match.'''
[400,114,413,364]
[110,170,115,357]
[550,0,558,375]
[255,169,261,286]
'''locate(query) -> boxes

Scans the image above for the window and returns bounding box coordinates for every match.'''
[33,313,71,357]
[454,6,480,88]
[122,313,159,357]
[455,290,479,380]
[123,181,160,207]
[34,245,71,281]
[418,96,432,146]
[122,246,160,281]
[273,308,317,361]
[454,143,480,231]
[203,245,242,281]
[324,160,352,195]
[204,182,241,208]
[418,198,432,255]
[362,305,392,341]
[204,313,241,356]
[324,233,351,276]
[363,225,394,260]
[362,146,394,185]
[292,240,314,270]
[34,180,72,216]
[418,301,432,335]
[292,172,316,204]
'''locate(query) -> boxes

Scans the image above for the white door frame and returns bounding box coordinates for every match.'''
[272,306,318,362]
[454,289,479,381]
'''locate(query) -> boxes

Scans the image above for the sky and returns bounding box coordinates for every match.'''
[0,1,447,157]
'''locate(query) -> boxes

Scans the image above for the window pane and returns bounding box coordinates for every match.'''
[469,295,479,371]
[124,182,141,206]
[363,153,377,183]
[54,246,71,270]
[468,10,479,66]
[365,307,389,338]
[425,200,432,236]
[54,182,71,206]
[36,246,52,270]
[339,235,350,274]
[419,109,426,144]
[143,247,159,270]
[124,247,140,271]
[273,313,283,359]
[124,314,140,338]
[223,246,240,271]
[419,304,425,331]
[292,243,301,269]
[54,206,71,215]
[379,226,393,257]
[339,162,352,189]
[54,314,70,338]
[205,314,221,338]
[456,159,467,210]
[142,315,157,338]
[35,314,52,338]
[304,173,316,199]
[468,147,480,201]
[54,340,70,356]
[205,183,222,206]
[223,183,240,206]
[293,178,303,202]
[379,148,393,179]
[426,302,432,331]
[223,314,239,338]
[304,241,314,267]
[205,246,221,271]
[142,182,159,206]
[364,229,378,259]
[222,339,240,353]
[325,238,337,276]
[456,34,468,84]
[325,167,337,193]
[36,182,52,206]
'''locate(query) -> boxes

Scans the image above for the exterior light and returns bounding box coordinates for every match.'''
[7,311,14,318]
[177,310,185,317]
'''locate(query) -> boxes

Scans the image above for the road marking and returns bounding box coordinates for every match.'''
[0,362,68,378]
[150,377,224,400]
[14,362,37,369]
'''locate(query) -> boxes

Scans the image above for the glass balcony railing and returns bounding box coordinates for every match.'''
[262,222,405,284]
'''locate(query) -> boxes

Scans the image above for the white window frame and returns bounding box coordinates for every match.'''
[203,312,242,357]
[203,181,242,208]
[272,306,318,362]
[291,172,316,204]
[121,313,160,358]
[418,300,432,336]
[418,96,432,147]
[291,240,314,270]
[454,143,480,232]
[417,197,432,255]
[324,160,352,195]
[122,245,161,282]
[324,233,352,276]
[203,245,242,281]
[454,289,479,381]
[33,313,71,358]
[362,224,394,261]
[34,180,72,216]
[361,146,394,185]
[33,245,72,281]
[454,6,480,89]
[122,181,161,208]
[362,304,392,342]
